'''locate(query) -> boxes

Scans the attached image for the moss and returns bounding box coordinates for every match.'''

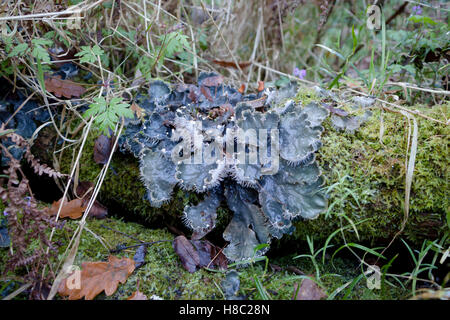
[48,217,407,300]
[293,86,319,105]
[52,218,224,299]
[283,103,449,246]
[1,212,408,300]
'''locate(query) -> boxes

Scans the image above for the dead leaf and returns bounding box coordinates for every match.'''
[58,256,135,300]
[173,236,227,273]
[76,181,108,219]
[173,236,200,273]
[44,75,86,98]
[93,134,116,165]
[286,265,305,275]
[87,200,108,219]
[47,197,86,219]
[292,277,327,300]
[212,60,251,70]
[238,84,245,94]
[191,240,228,270]
[133,245,147,269]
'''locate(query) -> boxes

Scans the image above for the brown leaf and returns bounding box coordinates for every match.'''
[292,278,327,300]
[238,84,245,94]
[173,235,200,273]
[93,134,116,165]
[76,181,108,219]
[87,201,108,219]
[173,236,227,273]
[76,181,94,198]
[44,75,86,98]
[47,197,86,219]
[191,239,227,270]
[58,256,135,300]
[212,60,251,69]
[127,290,148,300]
[286,265,306,276]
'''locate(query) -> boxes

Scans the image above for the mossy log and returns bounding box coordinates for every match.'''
[56,102,448,248]
[0,217,404,300]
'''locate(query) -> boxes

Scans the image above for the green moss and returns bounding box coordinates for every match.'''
[0,210,408,300]
[293,86,319,105]
[50,217,407,300]
[52,218,224,299]
[284,103,449,246]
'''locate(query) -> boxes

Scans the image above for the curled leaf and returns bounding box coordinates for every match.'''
[44,75,86,98]
[173,235,227,273]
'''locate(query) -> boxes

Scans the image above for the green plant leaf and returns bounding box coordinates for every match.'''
[8,43,29,57]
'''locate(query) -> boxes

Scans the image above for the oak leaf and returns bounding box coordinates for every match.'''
[47,197,86,219]
[58,256,135,300]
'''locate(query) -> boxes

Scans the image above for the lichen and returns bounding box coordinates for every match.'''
[114,76,328,262]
